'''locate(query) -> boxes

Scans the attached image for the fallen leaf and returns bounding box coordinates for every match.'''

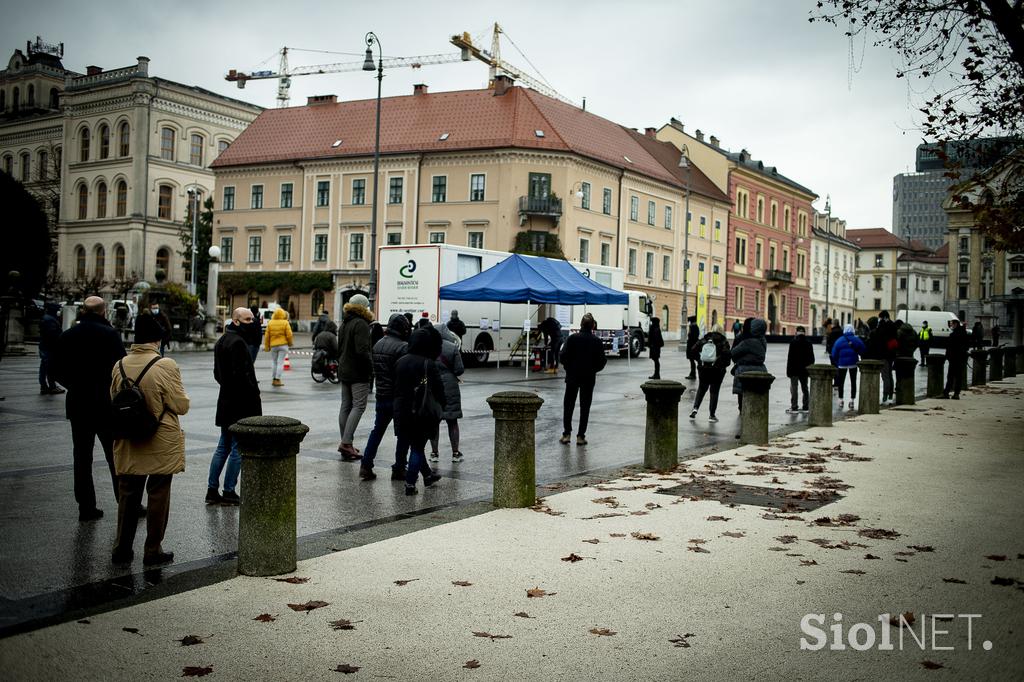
[527,587,555,598]
[800,559,818,566]
[795,580,806,585]
[909,546,935,553]
[182,667,213,678]
[858,528,901,540]
[77,620,90,625]
[177,635,205,646]
[775,535,798,545]
[472,631,512,640]
[609,533,626,538]
[582,538,600,544]
[273,576,310,584]
[721,531,746,538]
[688,546,711,554]
[669,633,695,648]
[393,579,419,586]
[463,660,481,669]
[942,578,967,584]
[561,553,584,563]
[630,532,660,541]
[706,515,731,522]
[329,619,362,631]
[688,538,707,544]
[895,551,917,557]
[645,502,662,510]
[122,627,142,636]
[513,612,533,618]
[920,661,945,670]
[253,613,276,623]
[591,496,621,508]
[630,511,650,516]
[582,513,627,519]
[451,580,473,587]
[332,663,361,674]
[589,627,617,636]
[864,554,881,560]
[991,576,1018,586]
[985,555,1007,561]
[890,612,916,627]
[287,600,330,612]
[840,570,866,575]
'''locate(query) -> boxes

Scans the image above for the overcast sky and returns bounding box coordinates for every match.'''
[5,0,929,229]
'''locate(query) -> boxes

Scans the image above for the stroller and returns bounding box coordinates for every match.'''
[310,349,340,384]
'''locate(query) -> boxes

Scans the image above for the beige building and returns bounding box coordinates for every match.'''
[211,80,730,331]
[810,211,859,332]
[0,38,262,292]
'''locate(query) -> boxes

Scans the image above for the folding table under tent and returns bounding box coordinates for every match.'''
[438,254,629,377]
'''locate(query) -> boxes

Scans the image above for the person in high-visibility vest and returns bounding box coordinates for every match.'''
[918,321,932,364]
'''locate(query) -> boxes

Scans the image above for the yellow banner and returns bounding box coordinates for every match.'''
[696,283,708,333]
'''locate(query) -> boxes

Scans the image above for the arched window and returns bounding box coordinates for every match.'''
[12,87,20,111]
[2,155,10,175]
[118,122,130,156]
[19,152,29,182]
[37,150,47,180]
[218,139,230,155]
[75,246,86,279]
[310,289,325,316]
[94,245,105,279]
[114,244,125,279]
[77,184,88,219]
[96,182,107,218]
[0,89,5,111]
[190,133,204,166]
[160,127,175,160]
[661,305,669,331]
[27,85,35,107]
[158,184,173,220]
[54,147,61,173]
[79,128,90,162]
[49,88,59,109]
[99,125,110,159]
[155,247,170,275]
[116,180,128,216]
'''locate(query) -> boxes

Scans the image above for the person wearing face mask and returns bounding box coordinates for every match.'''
[148,303,172,357]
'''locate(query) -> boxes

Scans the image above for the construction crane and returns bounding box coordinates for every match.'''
[226,47,468,107]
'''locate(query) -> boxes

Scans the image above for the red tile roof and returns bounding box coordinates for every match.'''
[846,228,905,249]
[625,130,731,204]
[212,86,685,188]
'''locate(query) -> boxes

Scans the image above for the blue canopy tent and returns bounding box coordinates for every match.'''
[438,254,629,375]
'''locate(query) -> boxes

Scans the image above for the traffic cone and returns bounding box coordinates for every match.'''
[532,351,542,372]
[283,354,291,371]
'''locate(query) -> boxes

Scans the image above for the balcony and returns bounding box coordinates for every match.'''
[766,269,794,285]
[518,195,562,226]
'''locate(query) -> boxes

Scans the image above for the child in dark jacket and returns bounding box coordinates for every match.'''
[394,326,446,495]
[831,324,867,410]
[786,326,815,412]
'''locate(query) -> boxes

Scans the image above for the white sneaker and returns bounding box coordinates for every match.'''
[848,400,854,410]
[428,452,439,463]
[689,410,697,419]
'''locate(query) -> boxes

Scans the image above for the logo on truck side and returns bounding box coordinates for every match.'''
[399,260,417,278]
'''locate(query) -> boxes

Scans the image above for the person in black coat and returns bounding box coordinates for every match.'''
[446,310,467,341]
[38,303,64,394]
[394,326,445,495]
[238,312,262,363]
[208,307,263,504]
[647,317,665,379]
[538,316,563,373]
[786,325,816,412]
[689,324,731,421]
[559,313,607,445]
[53,296,126,521]
[361,313,412,481]
[685,316,700,379]
[874,311,897,404]
[943,319,970,399]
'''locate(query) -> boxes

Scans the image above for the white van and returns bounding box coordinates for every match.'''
[895,310,959,339]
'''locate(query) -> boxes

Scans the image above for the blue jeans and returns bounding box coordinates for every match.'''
[38,348,56,389]
[208,427,241,493]
[362,397,409,471]
[405,447,433,487]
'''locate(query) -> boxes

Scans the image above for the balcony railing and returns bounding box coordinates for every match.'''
[518,195,562,225]
[766,269,794,284]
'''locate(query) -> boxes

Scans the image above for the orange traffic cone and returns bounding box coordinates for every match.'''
[532,351,542,372]
[283,354,291,371]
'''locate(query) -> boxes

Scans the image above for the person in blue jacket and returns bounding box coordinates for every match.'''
[831,323,867,411]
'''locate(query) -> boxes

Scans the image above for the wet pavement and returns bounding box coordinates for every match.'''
[0,341,935,634]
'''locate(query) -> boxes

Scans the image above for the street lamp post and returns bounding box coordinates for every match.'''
[205,244,221,339]
[823,194,831,336]
[186,185,200,296]
[677,145,692,351]
[363,32,384,313]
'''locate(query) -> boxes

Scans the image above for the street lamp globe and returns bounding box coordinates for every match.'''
[208,245,221,260]
[363,47,375,71]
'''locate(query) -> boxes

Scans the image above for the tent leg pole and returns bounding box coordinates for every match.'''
[525,300,531,380]
[497,302,501,372]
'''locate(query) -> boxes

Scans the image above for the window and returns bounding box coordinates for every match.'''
[755,242,763,268]
[736,189,749,218]
[754,290,761,311]
[309,234,327,262]
[218,140,229,155]
[932,278,941,291]
[114,244,125,278]
[957,285,967,299]
[248,235,262,262]
[115,181,127,216]
[431,176,447,203]
[468,231,484,249]
[756,197,764,223]
[874,276,883,290]
[874,297,883,309]
[119,122,130,156]
[77,185,88,219]
[644,252,654,279]
[96,183,107,218]
[79,128,90,162]
[600,242,610,266]
[470,174,485,202]
[429,232,445,244]
[647,200,655,225]
[797,253,806,278]
[714,219,721,241]
[580,182,591,210]
[770,201,777,227]
[160,127,175,161]
[220,237,233,263]
[98,125,110,159]
[628,248,637,275]
[784,206,791,231]
[19,152,29,181]
[958,236,969,253]
[1009,262,1024,279]
[310,290,325,316]
[798,212,807,236]
[27,84,34,107]
[769,245,776,269]
[797,297,804,317]
[386,232,402,246]
[156,247,170,274]
[687,212,692,234]
[75,246,86,278]
[190,134,204,166]
[735,236,747,265]
[899,277,907,290]
[699,215,706,238]
[602,188,612,215]
[278,235,292,262]
[352,178,366,205]
[662,255,670,281]
[350,233,365,261]
[665,206,673,229]
[2,155,11,175]
[528,172,551,200]
[158,185,173,220]
[251,185,263,209]
[712,264,720,288]
[874,253,884,268]
[94,245,105,279]
[958,261,969,277]
[579,238,589,263]
[316,180,330,207]
[276,182,293,209]
[388,177,403,204]
[37,150,47,180]
[735,286,744,309]
[630,195,639,221]
[698,261,706,285]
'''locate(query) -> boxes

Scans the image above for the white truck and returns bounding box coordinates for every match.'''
[376,244,652,361]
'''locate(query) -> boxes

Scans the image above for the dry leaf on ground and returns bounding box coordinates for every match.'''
[589,627,617,636]
[582,538,600,544]
[669,633,694,648]
[452,580,473,586]
[630,532,660,541]
[393,579,419,586]
[273,577,309,584]
[253,613,276,623]
[889,612,916,627]
[688,546,711,554]
[858,528,901,540]
[513,612,533,618]
[177,635,205,646]
[472,631,512,640]
[706,515,731,522]
[942,578,967,584]
[332,663,361,674]
[329,619,361,631]
[287,600,329,612]
[464,660,481,669]
[182,667,213,678]
[527,587,555,598]
[985,554,1007,561]
[561,553,585,563]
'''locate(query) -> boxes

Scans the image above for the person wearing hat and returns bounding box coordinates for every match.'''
[38,302,64,395]
[109,311,190,566]
[417,310,432,329]
[337,293,374,460]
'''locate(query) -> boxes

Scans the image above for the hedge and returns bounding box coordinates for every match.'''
[219,271,334,295]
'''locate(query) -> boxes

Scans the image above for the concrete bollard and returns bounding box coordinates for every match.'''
[739,371,775,446]
[640,380,686,470]
[894,356,918,406]
[230,415,309,577]
[1004,347,1017,378]
[856,359,884,414]
[486,391,544,508]
[926,355,947,398]
[989,347,1004,381]
[969,349,988,386]
[807,364,837,427]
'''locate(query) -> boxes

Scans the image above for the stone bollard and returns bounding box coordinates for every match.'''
[989,347,1004,381]
[856,360,884,414]
[739,371,775,446]
[486,391,544,508]
[230,415,309,577]
[1004,347,1017,378]
[893,356,918,406]
[926,355,947,398]
[640,380,686,470]
[807,364,837,427]
[969,349,988,386]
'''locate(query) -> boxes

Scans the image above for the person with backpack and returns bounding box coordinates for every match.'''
[394,325,445,495]
[312,320,339,378]
[875,311,898,405]
[918,321,932,364]
[647,317,665,380]
[831,324,867,410]
[730,318,768,416]
[559,313,607,445]
[109,312,190,566]
[689,324,731,421]
[360,314,412,481]
[786,325,815,413]
[263,308,293,387]
[337,294,374,461]
[684,315,700,380]
[429,323,466,464]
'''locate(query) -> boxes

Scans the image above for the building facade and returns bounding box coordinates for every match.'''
[810,212,858,333]
[849,228,947,320]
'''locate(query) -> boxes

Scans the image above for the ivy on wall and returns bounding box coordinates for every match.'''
[512,232,565,259]
[219,271,334,295]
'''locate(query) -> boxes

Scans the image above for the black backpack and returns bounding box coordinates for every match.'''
[412,359,443,421]
[110,357,165,441]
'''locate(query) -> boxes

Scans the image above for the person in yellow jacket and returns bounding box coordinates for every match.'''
[918,321,932,364]
[109,311,190,566]
[263,308,293,387]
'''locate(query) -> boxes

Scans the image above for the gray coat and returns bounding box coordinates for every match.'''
[434,325,464,419]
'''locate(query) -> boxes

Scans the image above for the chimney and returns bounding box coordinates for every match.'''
[86,65,102,76]
[645,127,656,138]
[413,83,428,96]
[307,94,337,106]
[493,74,513,96]
[709,135,719,148]
[739,148,750,162]
[137,56,150,76]
[695,129,704,142]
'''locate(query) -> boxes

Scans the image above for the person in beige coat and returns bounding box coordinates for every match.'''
[109,312,190,566]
